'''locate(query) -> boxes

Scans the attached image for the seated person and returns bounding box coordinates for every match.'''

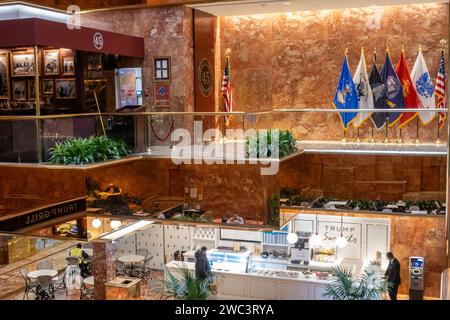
[226,212,245,224]
[70,243,90,277]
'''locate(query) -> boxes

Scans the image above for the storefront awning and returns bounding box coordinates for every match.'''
[0,18,144,58]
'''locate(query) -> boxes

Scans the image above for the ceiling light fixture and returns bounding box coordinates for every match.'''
[336,214,348,248]
[92,218,102,229]
[310,213,323,247]
[287,232,298,244]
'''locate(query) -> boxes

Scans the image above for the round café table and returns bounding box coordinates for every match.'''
[84,276,94,287]
[27,269,58,280]
[118,255,145,269]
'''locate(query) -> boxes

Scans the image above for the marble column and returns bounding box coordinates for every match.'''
[92,241,116,300]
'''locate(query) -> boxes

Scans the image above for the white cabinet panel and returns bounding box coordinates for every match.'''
[313,285,330,300]
[366,224,389,261]
[279,281,309,300]
[220,275,247,297]
[249,278,277,299]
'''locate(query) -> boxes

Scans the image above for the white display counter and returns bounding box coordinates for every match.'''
[165,260,333,300]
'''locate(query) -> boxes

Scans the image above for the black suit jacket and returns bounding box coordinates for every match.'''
[385,258,401,286]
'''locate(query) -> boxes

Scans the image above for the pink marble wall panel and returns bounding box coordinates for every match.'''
[220,3,449,142]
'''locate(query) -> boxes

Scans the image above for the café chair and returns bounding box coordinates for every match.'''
[37,260,53,270]
[115,260,127,276]
[36,275,55,300]
[133,256,153,280]
[80,278,94,300]
[137,248,149,259]
[52,271,68,296]
[20,268,38,300]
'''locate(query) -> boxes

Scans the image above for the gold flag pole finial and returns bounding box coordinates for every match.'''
[361,46,364,53]
[418,44,422,52]
[402,44,405,53]
[345,48,348,56]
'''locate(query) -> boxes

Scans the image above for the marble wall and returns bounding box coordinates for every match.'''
[279,153,446,201]
[0,165,86,217]
[81,6,194,113]
[220,3,449,142]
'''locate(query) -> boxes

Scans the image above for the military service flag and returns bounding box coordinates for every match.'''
[411,50,436,125]
[369,54,387,130]
[380,50,404,126]
[396,50,419,127]
[353,49,374,128]
[332,54,358,130]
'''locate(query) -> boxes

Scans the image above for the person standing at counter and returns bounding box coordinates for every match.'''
[385,251,401,300]
[195,247,212,282]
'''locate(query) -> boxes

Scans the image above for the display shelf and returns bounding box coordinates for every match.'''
[298,140,446,156]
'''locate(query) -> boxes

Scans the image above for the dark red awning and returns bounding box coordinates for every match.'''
[0,18,144,58]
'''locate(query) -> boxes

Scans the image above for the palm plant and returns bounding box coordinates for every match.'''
[323,261,390,300]
[162,267,218,300]
[49,135,132,165]
[246,129,297,158]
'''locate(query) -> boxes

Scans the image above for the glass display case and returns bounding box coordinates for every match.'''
[207,248,251,273]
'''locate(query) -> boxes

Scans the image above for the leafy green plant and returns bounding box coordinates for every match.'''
[269,194,280,226]
[324,261,389,300]
[246,130,297,158]
[49,136,132,165]
[163,267,218,300]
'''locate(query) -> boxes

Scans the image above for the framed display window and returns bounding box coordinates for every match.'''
[153,57,170,82]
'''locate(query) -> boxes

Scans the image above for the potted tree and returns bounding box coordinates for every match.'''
[323,261,390,300]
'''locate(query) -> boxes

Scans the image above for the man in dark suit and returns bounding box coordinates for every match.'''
[385,251,401,300]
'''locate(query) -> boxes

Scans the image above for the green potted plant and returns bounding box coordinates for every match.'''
[162,267,219,300]
[323,261,390,300]
[49,135,132,165]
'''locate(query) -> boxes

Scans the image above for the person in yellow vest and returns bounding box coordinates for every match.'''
[70,243,90,277]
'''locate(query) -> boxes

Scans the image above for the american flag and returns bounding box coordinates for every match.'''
[435,51,446,129]
[221,57,233,127]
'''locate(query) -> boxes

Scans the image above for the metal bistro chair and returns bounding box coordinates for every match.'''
[20,269,38,300]
[133,256,153,280]
[37,260,53,270]
[66,256,80,266]
[52,271,68,296]
[36,275,55,300]
[115,260,129,277]
[137,248,149,259]
[79,278,94,300]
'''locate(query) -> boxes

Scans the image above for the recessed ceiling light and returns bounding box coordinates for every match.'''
[284,2,292,4]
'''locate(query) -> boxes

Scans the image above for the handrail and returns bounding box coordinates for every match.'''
[0,108,447,121]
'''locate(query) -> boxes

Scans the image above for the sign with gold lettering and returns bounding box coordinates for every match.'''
[0,197,86,231]
[198,58,213,97]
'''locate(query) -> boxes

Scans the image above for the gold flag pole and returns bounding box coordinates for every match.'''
[437,47,445,144]
[415,116,420,144]
[384,116,390,143]
[415,44,422,145]
[398,45,406,144]
[436,116,441,144]
[342,48,349,144]
[356,127,361,144]
[369,48,377,144]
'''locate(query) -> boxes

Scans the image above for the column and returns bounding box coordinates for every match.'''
[92,241,116,300]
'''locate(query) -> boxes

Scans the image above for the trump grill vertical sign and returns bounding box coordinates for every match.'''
[154,83,171,107]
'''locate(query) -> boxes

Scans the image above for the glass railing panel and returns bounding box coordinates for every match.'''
[0,119,38,163]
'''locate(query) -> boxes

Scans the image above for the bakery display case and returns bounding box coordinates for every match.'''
[207,248,251,273]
